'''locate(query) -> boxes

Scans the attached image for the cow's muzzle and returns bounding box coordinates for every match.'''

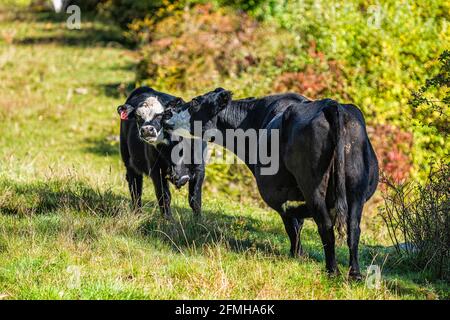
[174,175,190,189]
[139,125,159,143]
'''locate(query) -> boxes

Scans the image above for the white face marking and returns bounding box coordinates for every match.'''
[135,96,164,122]
[135,96,166,145]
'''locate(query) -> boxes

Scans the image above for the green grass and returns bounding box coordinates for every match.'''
[0,6,448,300]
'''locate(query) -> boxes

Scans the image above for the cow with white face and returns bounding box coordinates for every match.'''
[134,96,166,143]
[118,86,206,219]
[120,95,179,144]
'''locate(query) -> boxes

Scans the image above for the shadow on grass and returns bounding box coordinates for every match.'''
[0,177,287,257]
[1,178,445,295]
[360,244,449,293]
[140,209,449,295]
[83,136,120,157]
[139,206,289,257]
[15,26,127,48]
[12,10,134,48]
[0,178,128,216]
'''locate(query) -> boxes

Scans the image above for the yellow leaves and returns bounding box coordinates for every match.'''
[137,5,269,93]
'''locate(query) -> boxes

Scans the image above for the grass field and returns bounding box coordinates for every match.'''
[0,5,448,299]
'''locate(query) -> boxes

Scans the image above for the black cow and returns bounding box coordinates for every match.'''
[118,86,206,218]
[164,88,379,278]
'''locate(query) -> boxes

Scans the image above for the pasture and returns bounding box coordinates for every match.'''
[0,4,448,299]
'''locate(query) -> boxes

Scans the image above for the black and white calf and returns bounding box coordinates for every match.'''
[164,88,379,278]
[118,86,206,218]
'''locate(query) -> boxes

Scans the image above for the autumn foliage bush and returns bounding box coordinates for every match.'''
[369,124,413,184]
[135,4,267,93]
[274,42,347,99]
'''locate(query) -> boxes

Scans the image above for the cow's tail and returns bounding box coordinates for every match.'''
[324,100,348,237]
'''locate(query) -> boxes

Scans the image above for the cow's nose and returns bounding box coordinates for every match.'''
[141,126,157,137]
[175,175,190,189]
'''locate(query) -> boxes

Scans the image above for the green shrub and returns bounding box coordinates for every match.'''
[242,0,449,179]
[408,50,449,177]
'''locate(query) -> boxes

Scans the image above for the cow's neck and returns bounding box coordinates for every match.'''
[214,100,260,173]
[217,100,259,132]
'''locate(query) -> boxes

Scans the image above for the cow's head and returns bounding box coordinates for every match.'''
[163,88,232,138]
[118,95,183,144]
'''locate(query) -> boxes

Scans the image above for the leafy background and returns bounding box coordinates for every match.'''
[105,0,449,189]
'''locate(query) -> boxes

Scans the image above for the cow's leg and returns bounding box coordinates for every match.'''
[318,222,338,275]
[313,200,338,275]
[150,169,172,219]
[126,168,143,209]
[282,203,313,257]
[281,215,304,257]
[347,197,364,280]
[188,166,205,217]
[261,197,301,258]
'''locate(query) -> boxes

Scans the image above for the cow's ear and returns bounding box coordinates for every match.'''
[117,104,135,120]
[166,97,184,111]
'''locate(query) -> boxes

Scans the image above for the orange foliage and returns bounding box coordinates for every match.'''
[369,124,413,184]
[274,41,347,99]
